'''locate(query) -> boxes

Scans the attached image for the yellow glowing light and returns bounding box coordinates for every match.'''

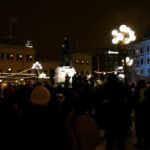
[112,38,119,44]
[117,33,124,41]
[119,25,127,32]
[112,24,136,45]
[112,30,118,36]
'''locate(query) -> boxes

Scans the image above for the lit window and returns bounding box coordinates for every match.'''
[19,55,23,58]
[135,49,139,55]
[16,54,23,60]
[10,54,14,60]
[7,68,12,72]
[29,55,33,61]
[75,59,79,63]
[81,60,84,64]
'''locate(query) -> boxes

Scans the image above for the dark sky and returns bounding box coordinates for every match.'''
[0,0,150,60]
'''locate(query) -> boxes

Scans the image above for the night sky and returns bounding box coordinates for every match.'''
[0,0,150,60]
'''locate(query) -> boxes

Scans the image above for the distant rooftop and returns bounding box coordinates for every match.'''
[0,43,34,49]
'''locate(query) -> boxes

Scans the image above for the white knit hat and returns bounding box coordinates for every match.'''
[31,86,51,105]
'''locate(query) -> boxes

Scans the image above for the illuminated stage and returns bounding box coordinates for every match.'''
[55,66,76,84]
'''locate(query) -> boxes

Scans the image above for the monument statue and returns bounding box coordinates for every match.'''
[54,36,76,85]
[61,37,72,66]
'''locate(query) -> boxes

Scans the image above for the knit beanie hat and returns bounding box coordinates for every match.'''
[31,86,51,105]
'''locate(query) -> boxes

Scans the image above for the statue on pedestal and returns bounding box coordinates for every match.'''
[55,37,76,85]
[61,37,72,66]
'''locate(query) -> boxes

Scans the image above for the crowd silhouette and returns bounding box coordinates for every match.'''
[0,74,150,150]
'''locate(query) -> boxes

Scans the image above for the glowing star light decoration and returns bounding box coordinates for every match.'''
[32,61,42,83]
[32,61,42,70]
[112,25,136,45]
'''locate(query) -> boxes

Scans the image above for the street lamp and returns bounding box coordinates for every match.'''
[124,57,134,82]
[32,61,42,83]
[111,24,136,83]
[124,57,133,67]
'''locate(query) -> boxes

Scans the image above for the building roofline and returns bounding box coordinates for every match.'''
[0,43,34,50]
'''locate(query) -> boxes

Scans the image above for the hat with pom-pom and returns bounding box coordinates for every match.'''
[31,86,51,105]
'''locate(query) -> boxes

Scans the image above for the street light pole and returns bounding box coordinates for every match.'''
[36,69,39,83]
[97,54,100,80]
[111,24,136,84]
[121,48,129,83]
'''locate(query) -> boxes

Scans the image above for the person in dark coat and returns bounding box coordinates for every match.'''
[65,95,100,150]
[141,87,150,150]
[133,79,147,149]
[103,74,129,150]
[20,85,55,149]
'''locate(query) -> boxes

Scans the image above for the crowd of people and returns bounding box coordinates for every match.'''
[0,73,150,150]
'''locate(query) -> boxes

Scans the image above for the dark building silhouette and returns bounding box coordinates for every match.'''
[92,48,121,80]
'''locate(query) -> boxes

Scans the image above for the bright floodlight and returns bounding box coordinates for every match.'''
[32,61,42,70]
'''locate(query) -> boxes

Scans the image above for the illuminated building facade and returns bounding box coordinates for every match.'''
[0,44,35,76]
[0,44,60,81]
[130,38,150,81]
